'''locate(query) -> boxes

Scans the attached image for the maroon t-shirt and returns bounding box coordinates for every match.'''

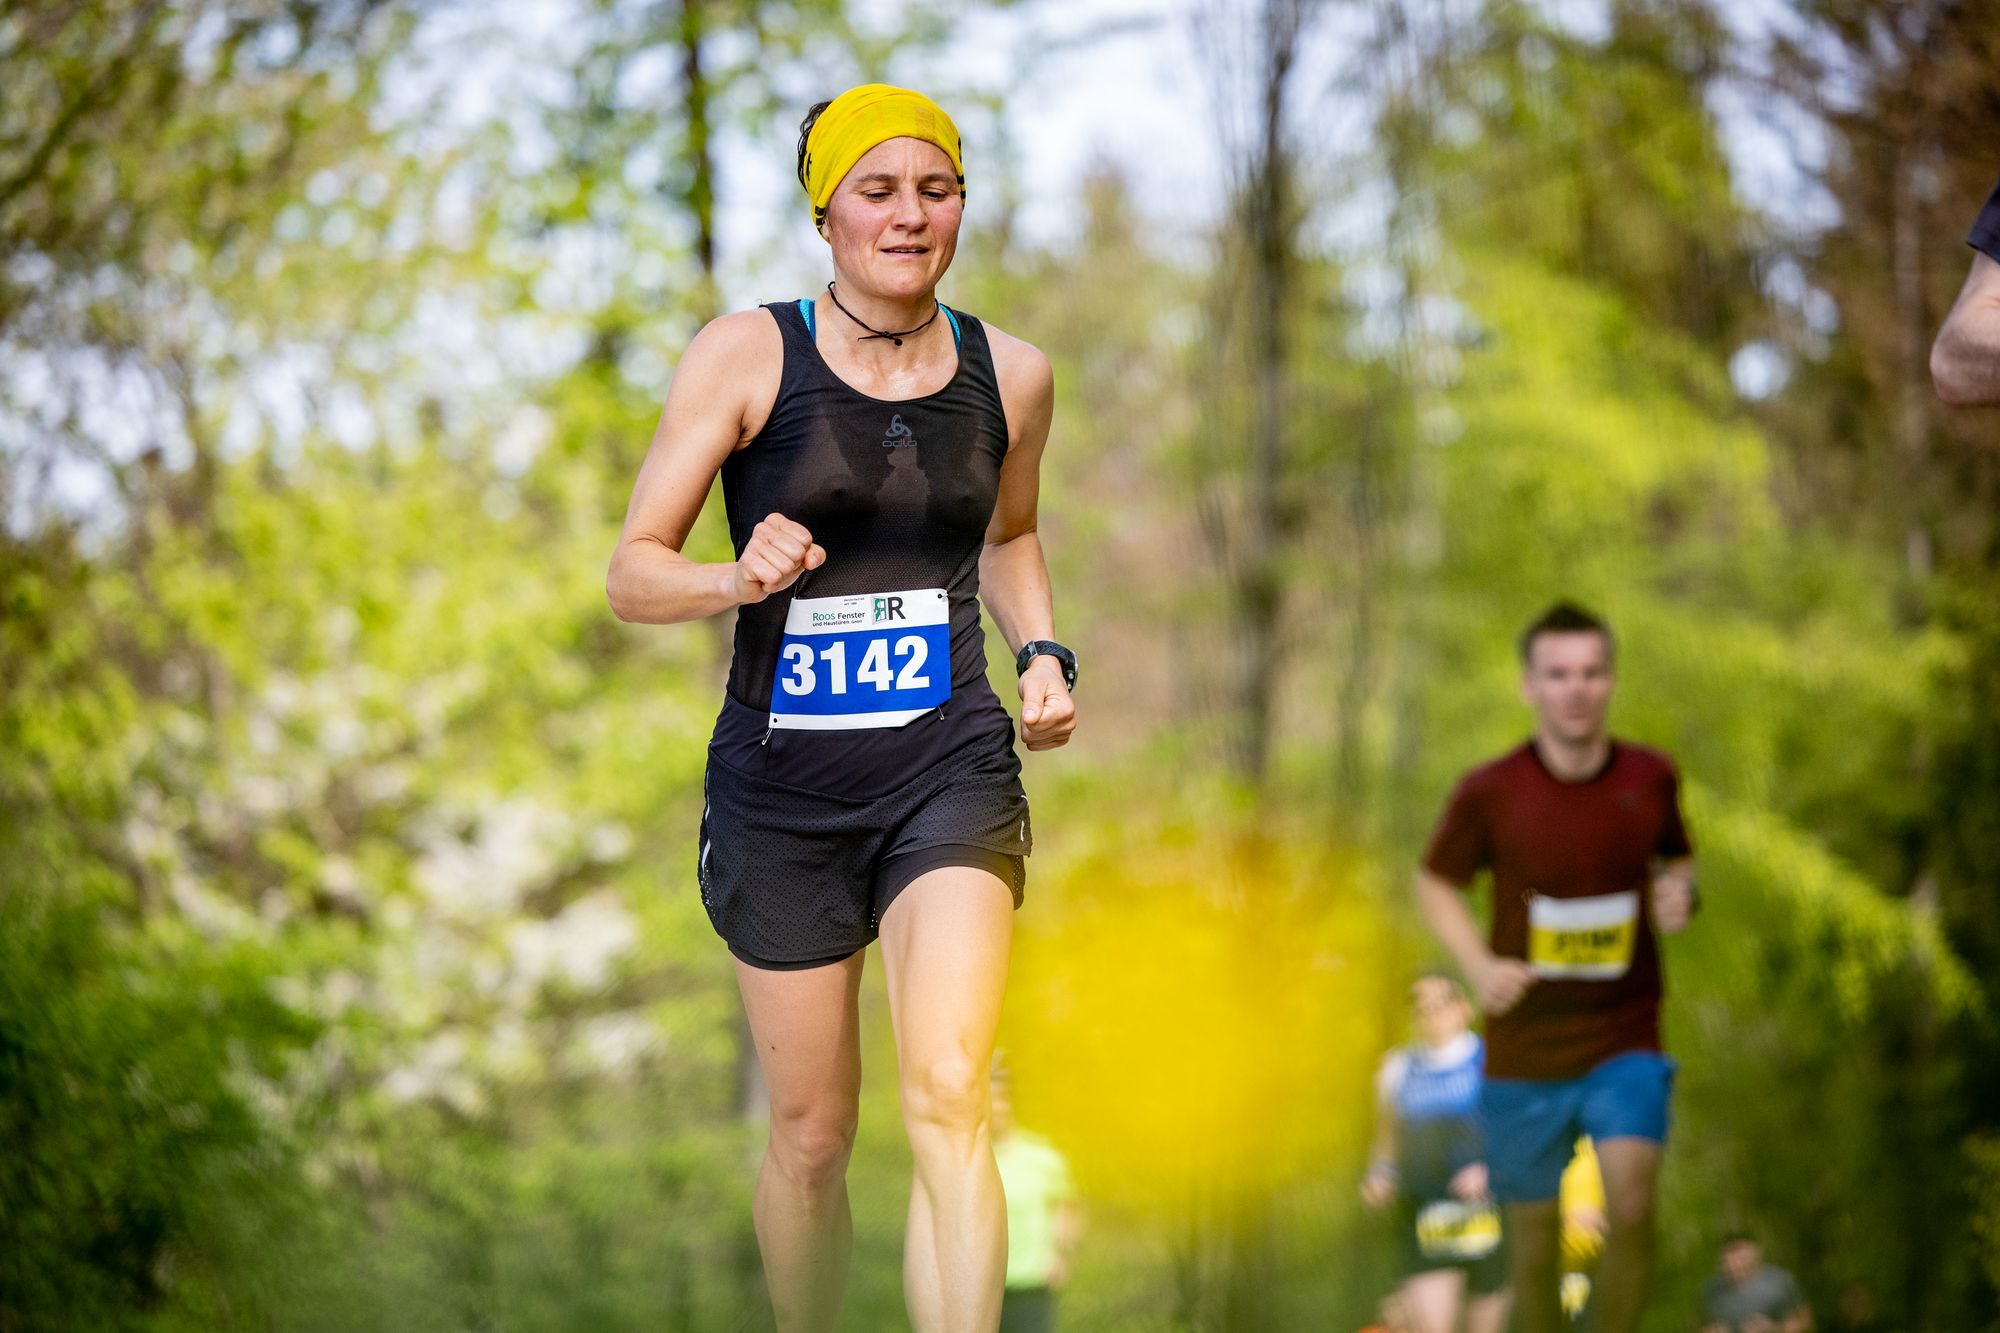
[1422,740,1693,1081]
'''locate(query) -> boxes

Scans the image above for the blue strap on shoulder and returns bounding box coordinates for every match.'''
[799,296,958,347]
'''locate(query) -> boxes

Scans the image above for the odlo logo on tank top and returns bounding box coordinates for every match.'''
[882,413,917,448]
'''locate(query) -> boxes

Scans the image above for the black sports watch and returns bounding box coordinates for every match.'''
[1015,640,1077,691]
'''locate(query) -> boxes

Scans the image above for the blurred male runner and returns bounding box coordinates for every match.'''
[1414,602,1697,1333]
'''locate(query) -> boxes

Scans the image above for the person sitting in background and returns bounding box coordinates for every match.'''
[1930,176,2000,406]
[1700,1232,1811,1333]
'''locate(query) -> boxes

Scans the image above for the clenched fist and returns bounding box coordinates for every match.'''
[733,513,826,603]
[1017,658,1076,751]
[1651,868,1696,935]
[1470,954,1537,1017]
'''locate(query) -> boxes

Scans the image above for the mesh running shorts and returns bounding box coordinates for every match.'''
[697,690,1032,968]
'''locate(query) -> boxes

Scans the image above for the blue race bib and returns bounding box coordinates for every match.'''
[769,587,951,730]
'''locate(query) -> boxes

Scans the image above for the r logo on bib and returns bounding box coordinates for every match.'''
[770,588,951,730]
[1527,890,1639,980]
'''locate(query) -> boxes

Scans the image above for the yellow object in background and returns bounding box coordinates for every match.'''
[1560,1137,1606,1319]
[1560,1136,1606,1267]
[1561,1272,1593,1320]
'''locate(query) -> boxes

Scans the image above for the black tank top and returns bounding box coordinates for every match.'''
[720,299,1010,714]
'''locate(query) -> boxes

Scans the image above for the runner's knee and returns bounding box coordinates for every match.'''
[1605,1184,1654,1233]
[769,1100,858,1189]
[900,1050,988,1138]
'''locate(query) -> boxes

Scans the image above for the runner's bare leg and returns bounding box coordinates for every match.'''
[1504,1199,1564,1333]
[1591,1136,1664,1333]
[734,951,866,1332]
[879,866,1014,1333]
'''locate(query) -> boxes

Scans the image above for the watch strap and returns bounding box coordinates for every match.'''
[1015,640,1077,690]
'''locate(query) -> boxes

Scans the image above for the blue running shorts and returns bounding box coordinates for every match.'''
[1481,1050,1676,1203]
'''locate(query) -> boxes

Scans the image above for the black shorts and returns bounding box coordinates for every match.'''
[1394,1197,1509,1294]
[698,688,1032,970]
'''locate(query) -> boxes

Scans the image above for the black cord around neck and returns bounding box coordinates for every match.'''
[824,282,940,347]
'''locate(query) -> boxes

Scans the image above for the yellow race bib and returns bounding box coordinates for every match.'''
[1527,890,1639,980]
[1415,1200,1503,1261]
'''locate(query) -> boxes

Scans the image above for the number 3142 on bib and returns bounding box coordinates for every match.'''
[769,588,952,730]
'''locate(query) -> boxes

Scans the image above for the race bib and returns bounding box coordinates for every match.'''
[1415,1200,1502,1262]
[769,588,951,730]
[1527,890,1639,980]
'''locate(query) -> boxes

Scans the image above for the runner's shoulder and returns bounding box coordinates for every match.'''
[1376,1048,1411,1099]
[672,310,786,428]
[681,307,785,370]
[1455,743,1538,793]
[1612,739,1680,781]
[979,321,1054,400]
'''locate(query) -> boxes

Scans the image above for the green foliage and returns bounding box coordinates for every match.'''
[1,534,319,1330]
[3,0,1998,1329]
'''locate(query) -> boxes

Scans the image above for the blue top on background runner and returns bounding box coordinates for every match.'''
[1381,1033,1487,1201]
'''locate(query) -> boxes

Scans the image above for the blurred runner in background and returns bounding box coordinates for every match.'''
[1361,973,1510,1333]
[992,1059,1080,1333]
[1414,602,1698,1333]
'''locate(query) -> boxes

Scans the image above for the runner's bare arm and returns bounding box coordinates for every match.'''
[1448,1161,1489,1201]
[1415,869,1536,1016]
[1932,252,2000,406]
[606,312,821,622]
[979,326,1073,752]
[1361,1072,1398,1206]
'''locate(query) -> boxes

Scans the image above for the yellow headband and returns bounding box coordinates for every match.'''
[800,84,964,233]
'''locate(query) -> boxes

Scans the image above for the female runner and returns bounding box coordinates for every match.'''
[607,84,1076,1333]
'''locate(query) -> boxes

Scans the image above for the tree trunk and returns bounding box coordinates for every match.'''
[679,0,718,324]
[1232,0,1307,794]
[1891,145,1933,581]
